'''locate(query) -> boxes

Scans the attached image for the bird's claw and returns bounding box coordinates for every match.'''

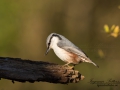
[63,63,74,69]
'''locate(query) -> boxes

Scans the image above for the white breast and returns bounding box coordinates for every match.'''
[50,37,71,63]
[52,44,70,62]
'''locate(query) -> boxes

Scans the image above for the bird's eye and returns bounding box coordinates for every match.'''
[48,42,50,46]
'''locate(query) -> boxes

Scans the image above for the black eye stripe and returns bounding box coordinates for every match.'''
[48,42,50,46]
[47,34,62,48]
[52,34,62,40]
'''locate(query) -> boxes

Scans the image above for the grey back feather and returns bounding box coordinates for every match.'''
[57,33,87,57]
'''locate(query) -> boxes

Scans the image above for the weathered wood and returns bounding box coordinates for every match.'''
[0,57,84,84]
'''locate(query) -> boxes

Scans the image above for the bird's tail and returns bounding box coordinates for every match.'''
[91,61,99,68]
[81,56,99,68]
[81,57,99,68]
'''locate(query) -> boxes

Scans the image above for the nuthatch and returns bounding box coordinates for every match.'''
[45,33,99,68]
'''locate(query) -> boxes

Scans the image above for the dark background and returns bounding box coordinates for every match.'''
[0,0,120,90]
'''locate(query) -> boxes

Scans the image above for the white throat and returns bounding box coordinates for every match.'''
[50,37,59,49]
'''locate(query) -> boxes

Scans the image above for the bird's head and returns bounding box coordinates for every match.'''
[45,33,62,55]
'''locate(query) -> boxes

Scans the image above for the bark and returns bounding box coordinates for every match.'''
[0,57,84,84]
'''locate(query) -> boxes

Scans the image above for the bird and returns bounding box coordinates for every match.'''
[45,33,99,68]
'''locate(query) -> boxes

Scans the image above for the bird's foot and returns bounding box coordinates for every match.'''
[63,63,74,69]
[63,63,70,67]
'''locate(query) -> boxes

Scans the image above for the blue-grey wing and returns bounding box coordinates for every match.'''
[57,41,87,58]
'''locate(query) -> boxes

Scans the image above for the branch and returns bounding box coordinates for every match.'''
[0,57,84,84]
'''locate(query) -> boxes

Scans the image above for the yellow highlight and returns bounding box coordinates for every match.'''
[111,26,119,38]
[111,25,115,30]
[98,49,104,58]
[104,24,109,33]
[103,24,120,38]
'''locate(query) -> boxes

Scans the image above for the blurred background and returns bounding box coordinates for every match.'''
[0,0,120,90]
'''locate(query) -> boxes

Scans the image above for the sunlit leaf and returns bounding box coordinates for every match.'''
[110,26,119,38]
[104,24,109,33]
[111,25,115,31]
[113,26,119,33]
[111,33,118,38]
[98,49,104,58]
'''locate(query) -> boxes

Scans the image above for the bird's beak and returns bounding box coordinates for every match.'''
[45,47,50,55]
